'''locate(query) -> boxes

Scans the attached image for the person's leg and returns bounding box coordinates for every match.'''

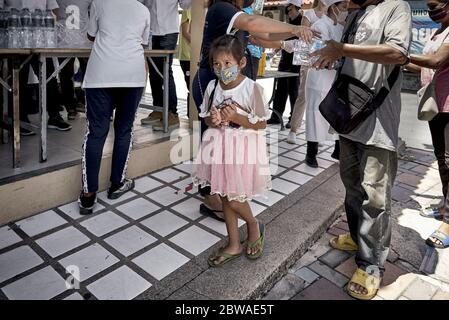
[270,77,289,124]
[82,88,114,194]
[305,141,319,168]
[148,35,163,108]
[289,67,308,133]
[109,87,143,188]
[349,144,397,296]
[59,58,77,119]
[180,60,190,118]
[287,75,299,124]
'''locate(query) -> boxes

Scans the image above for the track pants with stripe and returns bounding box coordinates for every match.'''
[82,87,144,193]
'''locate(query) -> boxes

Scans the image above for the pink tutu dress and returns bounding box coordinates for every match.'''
[192,77,272,202]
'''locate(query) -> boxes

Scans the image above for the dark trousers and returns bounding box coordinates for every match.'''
[429,113,449,217]
[82,87,144,193]
[339,137,398,275]
[180,59,190,118]
[60,58,88,111]
[271,62,299,122]
[148,33,178,114]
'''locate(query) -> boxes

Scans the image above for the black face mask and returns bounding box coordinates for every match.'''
[243,0,254,8]
[351,0,368,6]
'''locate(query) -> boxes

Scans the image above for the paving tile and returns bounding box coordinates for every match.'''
[392,185,414,203]
[308,261,349,288]
[270,178,300,195]
[249,201,267,217]
[0,246,44,283]
[141,211,189,237]
[87,266,152,300]
[282,151,306,162]
[172,198,204,221]
[152,168,188,183]
[146,187,188,207]
[2,266,67,300]
[80,211,129,237]
[318,249,352,268]
[335,257,357,279]
[280,170,313,185]
[16,210,67,237]
[64,293,84,300]
[263,274,306,300]
[200,217,244,236]
[333,221,350,232]
[432,290,449,300]
[317,152,338,163]
[382,262,408,286]
[174,161,193,175]
[132,243,189,281]
[376,273,418,300]
[59,244,120,282]
[169,226,221,256]
[327,227,347,237]
[317,158,335,169]
[0,226,22,250]
[294,163,325,177]
[116,198,160,220]
[292,278,353,300]
[277,141,299,150]
[134,176,163,193]
[104,226,157,257]
[289,234,333,272]
[36,226,90,258]
[58,201,105,220]
[294,267,320,284]
[277,156,301,169]
[395,173,425,188]
[173,178,196,194]
[98,190,137,205]
[403,278,438,300]
[253,191,284,207]
[270,164,286,176]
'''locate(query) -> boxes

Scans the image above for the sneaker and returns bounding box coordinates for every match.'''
[286,122,291,129]
[107,179,135,200]
[48,116,72,131]
[20,127,36,136]
[286,131,297,144]
[153,113,179,131]
[68,111,77,121]
[78,192,97,215]
[141,111,162,125]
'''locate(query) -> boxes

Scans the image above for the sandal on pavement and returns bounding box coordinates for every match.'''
[420,207,443,220]
[347,268,382,300]
[426,229,449,249]
[208,249,243,268]
[246,222,266,260]
[329,233,358,252]
[200,204,225,222]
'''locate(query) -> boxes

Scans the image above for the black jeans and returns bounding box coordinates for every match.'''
[148,33,178,114]
[180,60,190,118]
[429,113,449,217]
[82,87,143,193]
[60,58,88,111]
[271,59,300,122]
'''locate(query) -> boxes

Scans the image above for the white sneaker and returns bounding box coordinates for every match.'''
[287,131,297,144]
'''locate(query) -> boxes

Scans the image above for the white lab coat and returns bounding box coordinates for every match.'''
[305,15,343,143]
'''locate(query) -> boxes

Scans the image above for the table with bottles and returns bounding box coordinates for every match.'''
[0,7,175,168]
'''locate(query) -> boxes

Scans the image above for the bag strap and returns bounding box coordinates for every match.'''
[370,65,401,110]
[207,79,219,114]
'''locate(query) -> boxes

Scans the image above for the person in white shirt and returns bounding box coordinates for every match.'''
[0,0,58,12]
[78,0,151,215]
[139,0,192,131]
[56,0,93,120]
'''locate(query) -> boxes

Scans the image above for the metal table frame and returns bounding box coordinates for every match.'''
[1,48,174,168]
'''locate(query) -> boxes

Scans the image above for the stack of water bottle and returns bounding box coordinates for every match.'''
[291,38,341,69]
[0,8,57,49]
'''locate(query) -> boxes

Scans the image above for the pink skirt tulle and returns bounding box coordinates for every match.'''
[192,127,272,202]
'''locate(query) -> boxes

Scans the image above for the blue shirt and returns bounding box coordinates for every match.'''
[243,6,262,59]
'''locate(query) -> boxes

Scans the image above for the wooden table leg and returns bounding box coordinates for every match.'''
[12,57,21,168]
[1,58,9,144]
[39,54,47,163]
[163,55,170,133]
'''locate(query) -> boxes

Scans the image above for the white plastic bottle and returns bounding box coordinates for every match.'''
[32,9,45,48]
[20,8,33,48]
[0,11,8,48]
[44,9,56,48]
[7,8,21,48]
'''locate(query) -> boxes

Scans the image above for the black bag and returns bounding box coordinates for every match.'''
[318,7,401,134]
[319,67,400,134]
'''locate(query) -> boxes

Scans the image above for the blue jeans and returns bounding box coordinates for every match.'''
[148,33,178,114]
[82,87,144,193]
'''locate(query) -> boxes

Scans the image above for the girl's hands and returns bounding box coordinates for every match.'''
[221,104,238,124]
[210,106,222,127]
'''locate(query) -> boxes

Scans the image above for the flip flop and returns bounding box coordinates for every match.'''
[200,204,225,222]
[208,249,243,267]
[246,222,266,260]
[420,207,444,220]
[426,229,449,249]
[347,268,382,300]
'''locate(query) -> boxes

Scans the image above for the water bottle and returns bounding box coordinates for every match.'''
[7,8,21,48]
[0,11,8,48]
[32,9,45,48]
[309,38,326,66]
[20,8,33,48]
[292,39,312,66]
[44,10,56,48]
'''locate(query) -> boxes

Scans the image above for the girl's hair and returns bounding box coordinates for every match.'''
[209,34,246,68]
[208,0,243,9]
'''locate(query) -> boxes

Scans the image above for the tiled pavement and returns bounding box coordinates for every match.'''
[263,148,449,300]
[0,124,340,300]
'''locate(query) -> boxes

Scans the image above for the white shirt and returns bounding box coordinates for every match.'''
[56,0,92,32]
[302,9,320,25]
[0,0,59,10]
[82,0,151,88]
[138,0,191,36]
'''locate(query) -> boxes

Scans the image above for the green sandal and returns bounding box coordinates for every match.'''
[246,222,266,260]
[208,249,243,267]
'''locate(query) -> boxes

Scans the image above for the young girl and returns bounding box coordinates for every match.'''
[192,35,271,267]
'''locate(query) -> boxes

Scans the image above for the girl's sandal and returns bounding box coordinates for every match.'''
[208,249,243,268]
[329,233,358,252]
[347,268,382,300]
[246,223,266,260]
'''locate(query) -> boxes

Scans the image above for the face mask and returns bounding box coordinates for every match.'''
[214,64,239,85]
[351,0,368,6]
[428,3,449,22]
[334,6,348,22]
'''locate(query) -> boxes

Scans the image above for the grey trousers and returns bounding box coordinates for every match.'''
[339,137,398,275]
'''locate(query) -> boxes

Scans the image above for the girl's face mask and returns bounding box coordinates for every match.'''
[428,3,449,22]
[214,64,240,85]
